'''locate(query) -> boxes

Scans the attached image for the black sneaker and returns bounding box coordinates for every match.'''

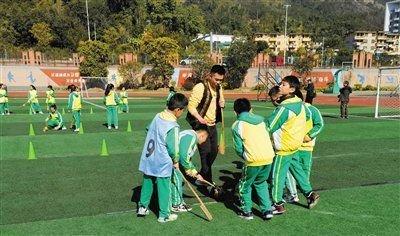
[272,203,286,215]
[238,211,254,220]
[307,192,320,209]
[262,210,273,221]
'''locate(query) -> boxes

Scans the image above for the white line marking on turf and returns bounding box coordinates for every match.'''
[313,149,399,159]
[105,202,218,216]
[308,210,376,219]
[83,100,106,110]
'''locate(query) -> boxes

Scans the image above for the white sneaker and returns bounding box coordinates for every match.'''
[108,126,111,130]
[115,126,118,129]
[61,127,67,130]
[137,207,150,217]
[285,195,299,203]
[171,203,192,213]
[39,111,43,114]
[74,128,80,132]
[158,214,178,223]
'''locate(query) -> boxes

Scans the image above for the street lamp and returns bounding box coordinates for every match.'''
[85,0,91,40]
[283,4,291,66]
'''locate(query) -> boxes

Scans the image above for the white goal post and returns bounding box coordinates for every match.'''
[374,66,400,119]
[80,76,109,98]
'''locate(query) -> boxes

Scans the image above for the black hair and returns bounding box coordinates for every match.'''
[234,98,251,115]
[282,75,303,101]
[210,65,226,76]
[167,93,188,110]
[105,84,114,96]
[67,84,77,92]
[343,81,349,85]
[30,85,37,90]
[47,85,53,90]
[268,85,280,97]
[49,104,57,110]
[194,124,208,132]
[169,86,175,92]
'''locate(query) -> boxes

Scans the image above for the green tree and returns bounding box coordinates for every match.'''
[102,25,130,63]
[292,52,314,78]
[186,41,213,80]
[29,22,54,50]
[225,39,257,89]
[118,61,143,89]
[0,20,17,55]
[140,29,180,88]
[78,40,110,77]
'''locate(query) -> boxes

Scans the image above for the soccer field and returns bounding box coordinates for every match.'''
[1,98,399,235]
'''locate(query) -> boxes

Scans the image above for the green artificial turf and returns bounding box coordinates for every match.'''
[1,98,399,235]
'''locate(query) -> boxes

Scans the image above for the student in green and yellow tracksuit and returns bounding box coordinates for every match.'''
[24,85,43,114]
[170,128,208,213]
[46,85,56,111]
[266,76,319,214]
[67,84,82,132]
[43,104,66,132]
[104,84,120,129]
[119,87,129,113]
[4,85,10,115]
[137,93,188,223]
[286,102,324,203]
[0,84,6,115]
[232,98,275,221]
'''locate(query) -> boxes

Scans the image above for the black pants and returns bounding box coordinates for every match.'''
[198,125,218,182]
[340,101,349,118]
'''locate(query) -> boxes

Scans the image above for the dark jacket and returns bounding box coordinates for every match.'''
[305,83,315,98]
[338,86,352,102]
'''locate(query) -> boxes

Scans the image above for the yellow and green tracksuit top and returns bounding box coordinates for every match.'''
[0,89,6,103]
[232,112,275,166]
[299,103,324,151]
[266,96,307,156]
[178,130,199,176]
[104,91,121,106]
[67,91,82,111]
[47,111,64,126]
[46,89,56,104]
[28,90,39,104]
[120,91,128,104]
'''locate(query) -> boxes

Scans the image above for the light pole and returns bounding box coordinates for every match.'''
[321,37,325,67]
[283,4,291,66]
[85,0,91,40]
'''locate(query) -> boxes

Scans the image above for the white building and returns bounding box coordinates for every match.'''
[384,0,400,34]
[254,33,313,55]
[354,31,400,55]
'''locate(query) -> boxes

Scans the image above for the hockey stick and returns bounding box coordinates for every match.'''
[218,108,225,155]
[181,172,213,221]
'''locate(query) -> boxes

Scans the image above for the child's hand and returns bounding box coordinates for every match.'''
[173,162,179,169]
[196,174,205,182]
[303,135,312,142]
[197,117,207,125]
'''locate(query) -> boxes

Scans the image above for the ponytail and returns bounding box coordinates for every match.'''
[105,84,114,96]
